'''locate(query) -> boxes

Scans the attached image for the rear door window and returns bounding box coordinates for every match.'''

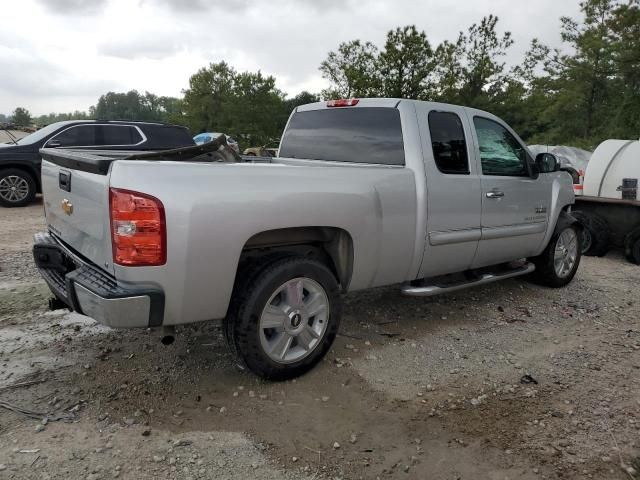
[50,125,97,147]
[428,111,469,174]
[279,107,405,165]
[98,125,142,146]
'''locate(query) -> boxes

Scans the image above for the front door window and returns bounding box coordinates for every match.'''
[473,117,529,176]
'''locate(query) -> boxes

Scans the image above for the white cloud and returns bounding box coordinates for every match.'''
[0,0,583,115]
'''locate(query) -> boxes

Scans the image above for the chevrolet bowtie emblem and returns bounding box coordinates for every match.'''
[61,198,73,215]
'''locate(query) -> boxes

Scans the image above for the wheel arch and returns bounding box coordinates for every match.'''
[556,209,583,235]
[240,226,355,292]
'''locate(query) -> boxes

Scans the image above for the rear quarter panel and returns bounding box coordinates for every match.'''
[108,160,417,325]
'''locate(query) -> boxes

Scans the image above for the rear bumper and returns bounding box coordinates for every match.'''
[33,232,164,328]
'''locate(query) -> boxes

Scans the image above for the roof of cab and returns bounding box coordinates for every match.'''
[295,97,500,122]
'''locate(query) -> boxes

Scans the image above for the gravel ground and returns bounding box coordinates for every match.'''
[0,203,638,480]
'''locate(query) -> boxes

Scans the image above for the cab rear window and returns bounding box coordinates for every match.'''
[279,107,405,165]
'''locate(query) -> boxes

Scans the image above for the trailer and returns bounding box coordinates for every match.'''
[572,139,640,264]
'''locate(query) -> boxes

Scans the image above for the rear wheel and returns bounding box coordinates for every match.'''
[571,210,610,256]
[624,227,640,265]
[224,256,341,380]
[529,224,581,287]
[0,168,36,207]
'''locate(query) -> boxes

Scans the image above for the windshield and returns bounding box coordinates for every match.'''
[15,123,68,145]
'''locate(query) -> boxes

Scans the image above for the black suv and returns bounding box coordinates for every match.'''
[0,120,194,207]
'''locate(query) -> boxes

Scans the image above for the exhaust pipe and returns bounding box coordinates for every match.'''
[160,326,175,346]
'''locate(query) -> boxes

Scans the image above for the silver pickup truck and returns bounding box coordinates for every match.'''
[33,98,581,379]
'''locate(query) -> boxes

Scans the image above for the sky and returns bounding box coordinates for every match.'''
[0,0,583,116]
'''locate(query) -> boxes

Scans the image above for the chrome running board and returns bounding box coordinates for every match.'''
[401,262,535,297]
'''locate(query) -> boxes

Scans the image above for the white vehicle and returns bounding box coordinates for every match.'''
[571,139,640,264]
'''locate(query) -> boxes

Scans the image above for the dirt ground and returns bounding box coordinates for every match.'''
[0,202,638,480]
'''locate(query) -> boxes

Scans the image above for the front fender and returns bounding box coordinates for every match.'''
[536,174,575,254]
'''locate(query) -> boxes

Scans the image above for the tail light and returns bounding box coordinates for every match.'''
[327,98,359,107]
[109,188,166,266]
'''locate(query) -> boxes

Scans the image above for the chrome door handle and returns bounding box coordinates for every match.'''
[486,191,504,198]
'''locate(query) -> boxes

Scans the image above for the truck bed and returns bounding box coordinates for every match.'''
[39,138,258,175]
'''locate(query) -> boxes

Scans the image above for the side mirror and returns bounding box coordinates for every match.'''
[46,140,61,148]
[535,152,559,174]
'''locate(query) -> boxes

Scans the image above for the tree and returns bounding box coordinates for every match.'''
[456,15,514,108]
[34,111,91,126]
[608,0,640,137]
[432,35,466,103]
[182,62,291,146]
[319,40,380,99]
[517,0,621,147]
[182,62,237,134]
[11,107,32,126]
[285,91,320,112]
[317,4,640,147]
[92,90,183,123]
[378,26,434,99]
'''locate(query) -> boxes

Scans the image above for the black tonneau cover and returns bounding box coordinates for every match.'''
[39,135,247,175]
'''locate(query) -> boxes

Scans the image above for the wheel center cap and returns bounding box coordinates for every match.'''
[290,312,302,328]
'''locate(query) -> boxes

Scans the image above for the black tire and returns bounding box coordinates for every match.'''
[571,210,610,256]
[624,227,640,265]
[529,223,582,288]
[0,168,37,207]
[224,256,341,380]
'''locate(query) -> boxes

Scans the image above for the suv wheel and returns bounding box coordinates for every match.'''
[224,256,341,380]
[0,168,37,207]
[529,224,582,288]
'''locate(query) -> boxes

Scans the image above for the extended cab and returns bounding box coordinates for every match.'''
[33,99,581,379]
[0,120,194,207]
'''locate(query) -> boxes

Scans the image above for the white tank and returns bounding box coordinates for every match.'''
[583,139,640,200]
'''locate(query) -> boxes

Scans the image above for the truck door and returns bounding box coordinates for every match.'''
[417,107,482,278]
[469,115,551,268]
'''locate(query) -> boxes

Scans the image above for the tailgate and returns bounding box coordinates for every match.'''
[41,158,114,274]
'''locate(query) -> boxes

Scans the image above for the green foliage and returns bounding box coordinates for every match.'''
[182,62,289,146]
[320,1,640,148]
[378,26,434,99]
[319,40,380,98]
[34,111,91,126]
[92,90,183,124]
[8,0,637,151]
[11,107,32,126]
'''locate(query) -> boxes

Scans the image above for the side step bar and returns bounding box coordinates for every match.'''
[401,262,535,297]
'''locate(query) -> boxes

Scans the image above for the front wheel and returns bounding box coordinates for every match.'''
[529,224,582,288]
[224,256,341,380]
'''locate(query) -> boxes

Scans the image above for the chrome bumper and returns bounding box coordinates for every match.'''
[33,232,164,328]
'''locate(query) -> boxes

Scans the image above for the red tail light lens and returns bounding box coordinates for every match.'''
[327,98,359,107]
[109,188,166,266]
